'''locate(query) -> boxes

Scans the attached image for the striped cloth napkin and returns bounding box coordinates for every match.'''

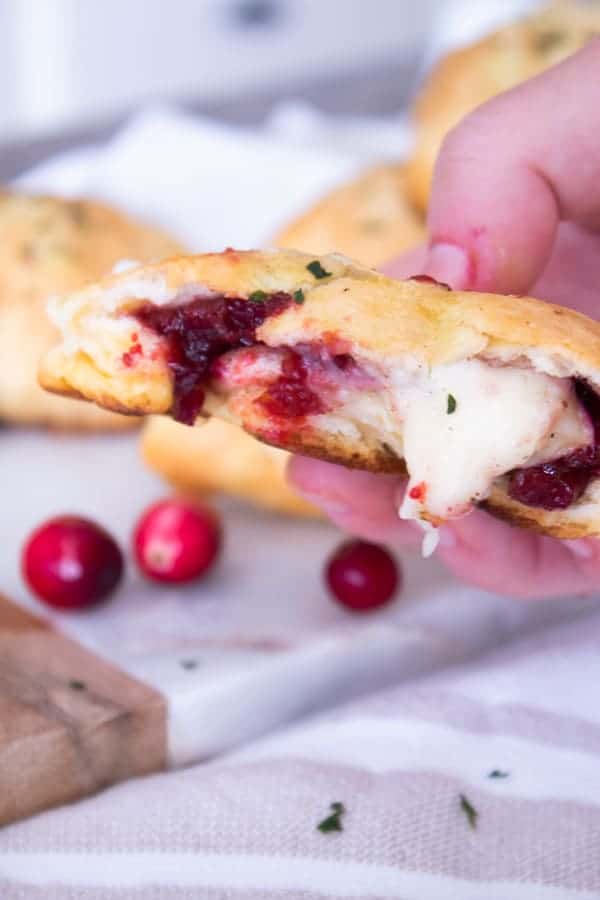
[2,608,599,898]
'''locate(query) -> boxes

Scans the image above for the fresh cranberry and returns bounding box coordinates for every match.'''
[133,499,221,584]
[135,292,292,425]
[22,516,123,610]
[410,274,451,290]
[258,350,324,418]
[325,539,399,612]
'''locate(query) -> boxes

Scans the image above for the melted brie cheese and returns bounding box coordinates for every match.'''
[417,519,440,558]
[396,359,590,526]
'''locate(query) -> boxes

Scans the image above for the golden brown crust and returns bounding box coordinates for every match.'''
[246,425,405,475]
[0,191,183,429]
[40,249,600,376]
[406,2,600,210]
[141,417,319,517]
[274,164,425,267]
[40,248,600,538]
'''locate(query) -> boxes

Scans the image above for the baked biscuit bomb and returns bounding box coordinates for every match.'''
[40,249,600,541]
[0,191,182,429]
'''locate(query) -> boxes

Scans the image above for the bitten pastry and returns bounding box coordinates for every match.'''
[142,416,318,517]
[407,1,600,211]
[0,191,183,429]
[274,164,424,267]
[40,249,600,542]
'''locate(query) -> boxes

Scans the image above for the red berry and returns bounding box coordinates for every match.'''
[325,539,399,612]
[133,498,221,584]
[22,516,123,610]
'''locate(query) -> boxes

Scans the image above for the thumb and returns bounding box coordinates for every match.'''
[422,40,600,293]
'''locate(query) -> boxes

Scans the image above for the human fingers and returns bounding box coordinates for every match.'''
[424,41,600,294]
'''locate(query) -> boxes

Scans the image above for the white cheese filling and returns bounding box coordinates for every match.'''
[417,519,440,558]
[395,359,591,534]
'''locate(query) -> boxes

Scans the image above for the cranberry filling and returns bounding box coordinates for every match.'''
[333,353,356,372]
[122,333,143,368]
[133,291,330,426]
[508,381,600,510]
[258,351,324,418]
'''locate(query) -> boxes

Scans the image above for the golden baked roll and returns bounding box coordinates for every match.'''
[40,249,600,541]
[0,191,183,429]
[407,1,600,211]
[142,416,318,517]
[275,164,424,267]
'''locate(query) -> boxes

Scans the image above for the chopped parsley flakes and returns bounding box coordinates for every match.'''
[317,801,345,833]
[447,394,457,414]
[293,289,305,305]
[459,793,478,830]
[248,290,268,303]
[307,260,331,280]
[68,680,86,691]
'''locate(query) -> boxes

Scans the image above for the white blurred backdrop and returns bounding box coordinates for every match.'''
[0,0,441,139]
[0,0,542,142]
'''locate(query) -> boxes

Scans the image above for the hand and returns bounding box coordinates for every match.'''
[289,41,600,599]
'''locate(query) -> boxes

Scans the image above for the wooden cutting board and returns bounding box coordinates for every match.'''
[0,594,167,825]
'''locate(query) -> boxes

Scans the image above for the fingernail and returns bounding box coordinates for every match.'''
[424,243,471,289]
[564,539,595,560]
[437,526,456,550]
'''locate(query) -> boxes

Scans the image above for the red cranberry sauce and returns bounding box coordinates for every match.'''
[332,353,356,372]
[135,292,292,424]
[508,381,600,510]
[258,351,325,418]
[122,333,143,367]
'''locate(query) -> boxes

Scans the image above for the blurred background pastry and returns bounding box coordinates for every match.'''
[274,163,424,268]
[406,0,600,211]
[0,192,183,429]
[273,3,599,266]
[141,416,319,518]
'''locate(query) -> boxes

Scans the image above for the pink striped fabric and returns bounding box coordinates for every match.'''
[2,611,600,898]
